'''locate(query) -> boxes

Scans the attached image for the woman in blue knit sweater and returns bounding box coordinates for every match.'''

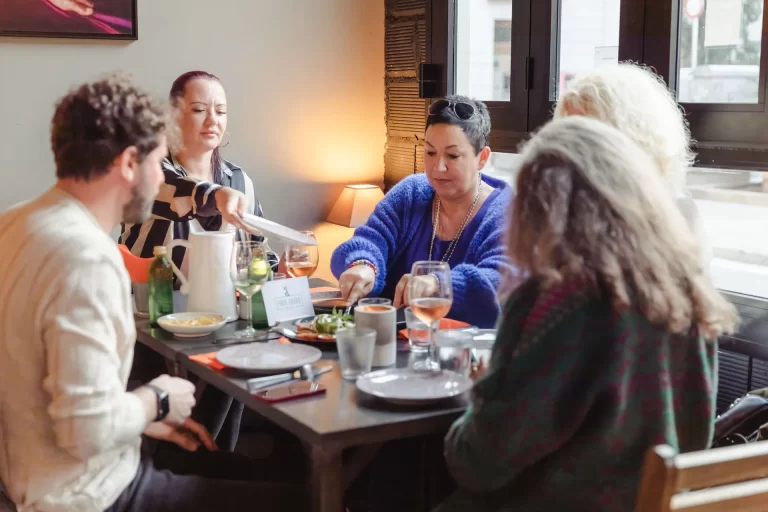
[331,95,514,327]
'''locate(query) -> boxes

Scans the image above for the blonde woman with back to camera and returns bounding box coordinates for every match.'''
[436,117,738,512]
[554,62,711,267]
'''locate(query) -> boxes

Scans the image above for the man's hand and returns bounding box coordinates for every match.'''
[145,375,196,425]
[144,418,218,452]
[48,0,94,15]
[213,187,249,230]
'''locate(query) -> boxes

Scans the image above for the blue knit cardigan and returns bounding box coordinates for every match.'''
[330,173,515,328]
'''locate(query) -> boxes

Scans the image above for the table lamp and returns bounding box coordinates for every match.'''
[326,184,385,228]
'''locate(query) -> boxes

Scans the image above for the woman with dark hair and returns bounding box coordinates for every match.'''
[331,95,515,328]
[437,117,738,511]
[121,71,276,453]
[121,71,277,275]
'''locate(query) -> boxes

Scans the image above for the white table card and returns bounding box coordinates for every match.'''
[262,276,315,326]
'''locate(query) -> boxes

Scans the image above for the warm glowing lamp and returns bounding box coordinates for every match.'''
[326,184,385,228]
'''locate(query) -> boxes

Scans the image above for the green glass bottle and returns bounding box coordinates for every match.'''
[149,246,174,326]
[250,267,273,328]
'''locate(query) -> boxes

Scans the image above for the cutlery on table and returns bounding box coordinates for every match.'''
[212,333,284,346]
[246,364,332,391]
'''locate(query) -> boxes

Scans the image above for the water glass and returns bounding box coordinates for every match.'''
[435,329,473,377]
[336,326,377,380]
[358,297,392,306]
[404,307,430,352]
[133,283,150,318]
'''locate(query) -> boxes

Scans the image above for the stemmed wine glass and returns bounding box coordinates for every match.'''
[408,261,453,371]
[284,231,320,279]
[232,241,271,340]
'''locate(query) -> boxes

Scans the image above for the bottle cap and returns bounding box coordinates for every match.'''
[153,246,167,257]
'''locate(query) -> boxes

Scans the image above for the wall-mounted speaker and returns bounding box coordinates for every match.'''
[418,63,444,99]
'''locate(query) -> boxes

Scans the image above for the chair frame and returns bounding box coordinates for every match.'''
[635,442,768,511]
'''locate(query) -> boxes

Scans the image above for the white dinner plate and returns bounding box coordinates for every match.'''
[215,342,322,374]
[356,368,473,406]
[240,214,318,246]
[157,312,226,338]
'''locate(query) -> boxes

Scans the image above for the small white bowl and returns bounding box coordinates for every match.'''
[157,312,226,338]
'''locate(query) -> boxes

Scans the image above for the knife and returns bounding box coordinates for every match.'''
[246,364,332,391]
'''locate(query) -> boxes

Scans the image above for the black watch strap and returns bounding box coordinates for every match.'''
[145,384,169,422]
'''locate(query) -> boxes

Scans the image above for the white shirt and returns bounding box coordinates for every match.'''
[0,188,146,512]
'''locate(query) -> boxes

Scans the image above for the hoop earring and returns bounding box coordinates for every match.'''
[221,132,231,148]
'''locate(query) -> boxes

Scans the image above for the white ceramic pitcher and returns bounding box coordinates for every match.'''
[167,230,238,322]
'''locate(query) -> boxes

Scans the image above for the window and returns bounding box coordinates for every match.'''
[427,0,768,166]
[430,0,529,151]
[454,0,512,101]
[677,0,764,103]
[549,0,622,101]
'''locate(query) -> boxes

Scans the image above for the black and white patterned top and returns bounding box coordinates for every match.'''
[120,155,278,273]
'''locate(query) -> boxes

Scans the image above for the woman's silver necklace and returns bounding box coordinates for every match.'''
[429,179,482,263]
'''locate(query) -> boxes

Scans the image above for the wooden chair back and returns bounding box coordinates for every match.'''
[635,442,768,511]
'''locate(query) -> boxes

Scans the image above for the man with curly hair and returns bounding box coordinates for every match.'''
[0,74,307,512]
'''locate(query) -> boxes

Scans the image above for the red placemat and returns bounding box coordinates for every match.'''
[398,318,470,339]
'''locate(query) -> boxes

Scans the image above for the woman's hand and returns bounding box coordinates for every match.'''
[393,274,438,308]
[339,265,375,304]
[48,0,94,15]
[213,187,249,230]
[144,418,218,452]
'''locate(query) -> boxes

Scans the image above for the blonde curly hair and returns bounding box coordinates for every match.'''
[553,63,693,194]
[510,116,737,339]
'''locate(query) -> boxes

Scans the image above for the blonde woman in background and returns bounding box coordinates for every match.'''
[554,63,711,267]
[438,117,737,512]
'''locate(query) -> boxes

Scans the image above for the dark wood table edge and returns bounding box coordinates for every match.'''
[177,353,466,448]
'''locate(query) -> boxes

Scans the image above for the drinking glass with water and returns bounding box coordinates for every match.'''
[335,326,376,380]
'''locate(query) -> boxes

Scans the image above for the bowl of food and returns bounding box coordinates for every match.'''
[157,312,227,338]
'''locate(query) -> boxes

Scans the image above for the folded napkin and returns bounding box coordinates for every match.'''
[189,337,292,371]
[398,318,470,340]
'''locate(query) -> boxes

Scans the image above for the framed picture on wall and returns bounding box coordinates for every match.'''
[0,0,137,40]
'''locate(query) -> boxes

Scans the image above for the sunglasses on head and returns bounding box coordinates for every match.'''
[428,99,476,120]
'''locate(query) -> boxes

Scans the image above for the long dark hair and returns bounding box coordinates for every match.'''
[169,70,225,184]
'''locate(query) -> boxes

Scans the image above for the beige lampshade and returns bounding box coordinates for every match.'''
[327,184,384,228]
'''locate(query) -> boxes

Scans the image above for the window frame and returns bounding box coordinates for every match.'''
[643,0,768,170]
[428,0,532,153]
[426,0,768,170]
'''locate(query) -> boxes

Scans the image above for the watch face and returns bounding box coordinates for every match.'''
[158,391,169,421]
[148,385,169,421]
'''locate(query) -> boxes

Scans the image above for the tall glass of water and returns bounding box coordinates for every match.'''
[409,261,453,371]
[232,241,270,340]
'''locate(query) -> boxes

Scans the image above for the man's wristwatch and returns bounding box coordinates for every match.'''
[144,384,169,422]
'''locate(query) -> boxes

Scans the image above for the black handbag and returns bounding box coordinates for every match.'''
[712,388,768,447]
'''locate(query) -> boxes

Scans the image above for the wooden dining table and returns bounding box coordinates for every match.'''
[134,281,469,512]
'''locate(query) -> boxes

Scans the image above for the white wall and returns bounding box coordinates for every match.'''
[0,0,385,281]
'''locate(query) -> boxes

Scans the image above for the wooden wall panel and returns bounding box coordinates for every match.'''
[384,0,427,188]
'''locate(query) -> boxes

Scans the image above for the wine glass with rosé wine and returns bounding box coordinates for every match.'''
[408,261,453,372]
[284,231,319,279]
